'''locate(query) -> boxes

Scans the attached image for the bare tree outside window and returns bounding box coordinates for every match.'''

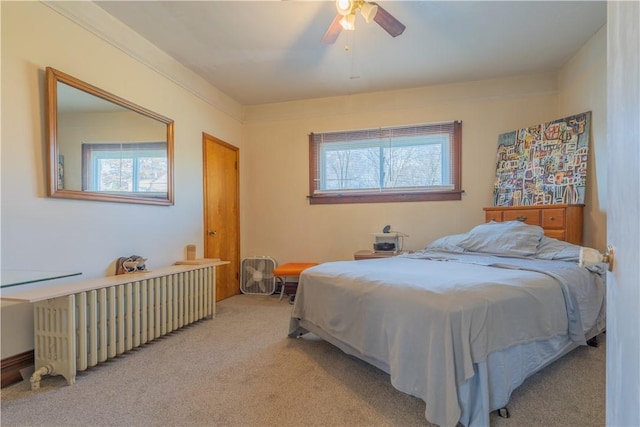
[98,158,133,191]
[309,121,462,204]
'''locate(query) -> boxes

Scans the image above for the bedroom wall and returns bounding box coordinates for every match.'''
[557,26,607,251]
[1,1,607,361]
[242,25,607,265]
[0,2,244,358]
[242,74,559,263]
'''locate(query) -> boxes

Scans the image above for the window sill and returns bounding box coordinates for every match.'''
[308,190,463,205]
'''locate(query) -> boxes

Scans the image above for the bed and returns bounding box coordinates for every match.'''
[288,220,606,427]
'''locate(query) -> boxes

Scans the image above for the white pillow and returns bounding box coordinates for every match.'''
[457,221,544,256]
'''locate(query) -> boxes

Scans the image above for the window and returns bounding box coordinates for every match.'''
[309,121,462,204]
[82,142,167,197]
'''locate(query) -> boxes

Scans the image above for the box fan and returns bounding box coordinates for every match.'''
[240,256,277,295]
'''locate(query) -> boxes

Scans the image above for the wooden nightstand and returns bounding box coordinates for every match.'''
[354,250,409,260]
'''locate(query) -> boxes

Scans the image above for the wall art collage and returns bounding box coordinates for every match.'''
[493,111,591,206]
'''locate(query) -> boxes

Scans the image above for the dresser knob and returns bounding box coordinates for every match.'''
[549,216,555,220]
[516,216,527,222]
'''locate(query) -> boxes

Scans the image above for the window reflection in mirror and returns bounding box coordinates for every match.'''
[81,142,167,195]
[46,67,174,205]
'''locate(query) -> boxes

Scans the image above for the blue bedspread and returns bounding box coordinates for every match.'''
[289,252,605,427]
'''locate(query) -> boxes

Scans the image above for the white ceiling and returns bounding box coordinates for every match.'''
[94,1,606,106]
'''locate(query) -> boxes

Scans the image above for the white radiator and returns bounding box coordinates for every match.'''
[29,264,217,390]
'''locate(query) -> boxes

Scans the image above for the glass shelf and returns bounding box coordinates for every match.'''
[1,270,82,289]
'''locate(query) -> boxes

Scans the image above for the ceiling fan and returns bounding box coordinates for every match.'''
[322,0,406,45]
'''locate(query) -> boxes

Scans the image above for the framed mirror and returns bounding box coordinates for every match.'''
[46,67,174,205]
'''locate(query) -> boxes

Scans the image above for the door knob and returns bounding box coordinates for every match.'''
[604,245,614,272]
[208,230,217,236]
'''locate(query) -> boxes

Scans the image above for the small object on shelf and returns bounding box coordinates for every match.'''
[373,232,401,252]
[373,226,408,252]
[186,244,196,260]
[115,255,148,275]
[373,242,396,251]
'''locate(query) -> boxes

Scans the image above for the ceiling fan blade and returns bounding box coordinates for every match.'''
[371,2,406,38]
[322,14,343,44]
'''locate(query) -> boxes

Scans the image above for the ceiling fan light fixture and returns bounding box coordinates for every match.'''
[336,0,353,16]
[359,2,378,23]
[322,0,404,44]
[340,13,356,31]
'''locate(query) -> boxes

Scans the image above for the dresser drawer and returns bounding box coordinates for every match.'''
[502,209,541,225]
[483,204,583,245]
[544,230,566,240]
[541,208,565,229]
[485,211,503,222]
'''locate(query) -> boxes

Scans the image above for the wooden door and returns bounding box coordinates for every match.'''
[202,133,240,301]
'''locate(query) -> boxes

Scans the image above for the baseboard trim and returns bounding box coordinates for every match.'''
[1,350,34,388]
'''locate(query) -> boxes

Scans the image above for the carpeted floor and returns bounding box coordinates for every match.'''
[1,294,605,426]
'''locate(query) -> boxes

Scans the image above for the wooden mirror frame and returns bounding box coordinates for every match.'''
[46,67,174,205]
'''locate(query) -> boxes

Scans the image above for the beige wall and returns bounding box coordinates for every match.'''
[242,74,560,263]
[0,2,244,358]
[242,27,607,264]
[557,26,607,250]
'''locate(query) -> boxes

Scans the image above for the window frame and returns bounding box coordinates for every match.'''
[308,121,463,204]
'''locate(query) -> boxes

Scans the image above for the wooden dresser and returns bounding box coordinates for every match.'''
[483,204,584,245]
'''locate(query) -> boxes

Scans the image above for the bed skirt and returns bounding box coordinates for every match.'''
[290,319,604,427]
